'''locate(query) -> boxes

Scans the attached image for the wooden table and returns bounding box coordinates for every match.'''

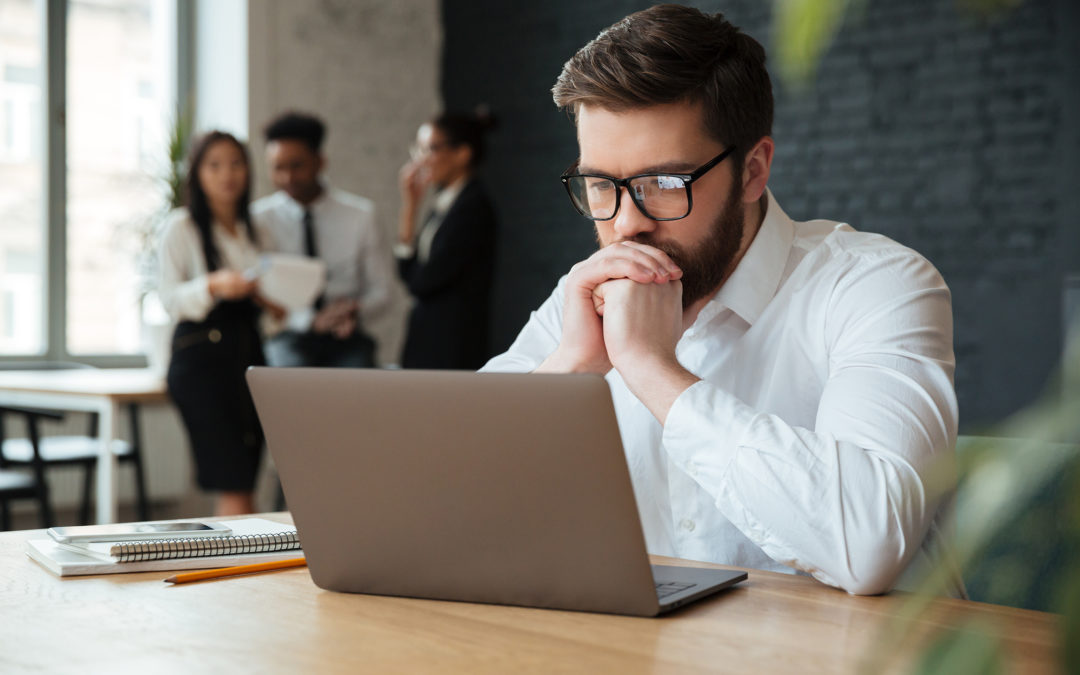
[0,514,1061,673]
[0,368,168,523]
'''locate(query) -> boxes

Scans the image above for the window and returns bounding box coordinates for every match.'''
[66,0,175,355]
[0,0,184,362]
[0,0,44,355]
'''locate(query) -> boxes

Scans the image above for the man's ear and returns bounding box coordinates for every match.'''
[318,153,327,174]
[741,136,774,204]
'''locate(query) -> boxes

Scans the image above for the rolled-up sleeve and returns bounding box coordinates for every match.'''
[157,213,214,322]
[357,206,393,319]
[663,252,957,594]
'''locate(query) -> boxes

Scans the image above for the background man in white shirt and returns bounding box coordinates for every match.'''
[482,5,959,594]
[253,112,392,368]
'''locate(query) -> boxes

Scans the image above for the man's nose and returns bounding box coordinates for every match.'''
[611,185,656,240]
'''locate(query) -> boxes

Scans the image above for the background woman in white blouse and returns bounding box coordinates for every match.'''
[158,131,282,516]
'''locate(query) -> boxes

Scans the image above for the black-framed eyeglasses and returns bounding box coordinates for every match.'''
[559,147,736,222]
[409,141,451,161]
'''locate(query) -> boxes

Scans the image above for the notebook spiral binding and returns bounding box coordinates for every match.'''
[111,531,301,563]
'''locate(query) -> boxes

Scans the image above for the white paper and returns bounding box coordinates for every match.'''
[250,254,327,310]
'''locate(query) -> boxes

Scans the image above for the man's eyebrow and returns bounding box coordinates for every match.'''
[575,160,700,176]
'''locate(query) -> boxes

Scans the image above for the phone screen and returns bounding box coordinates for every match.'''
[50,521,218,540]
[132,522,216,533]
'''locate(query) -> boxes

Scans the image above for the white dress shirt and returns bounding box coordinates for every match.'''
[253,186,392,331]
[157,209,262,323]
[482,189,958,594]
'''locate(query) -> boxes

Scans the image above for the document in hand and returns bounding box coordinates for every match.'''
[249,253,327,310]
[26,518,302,577]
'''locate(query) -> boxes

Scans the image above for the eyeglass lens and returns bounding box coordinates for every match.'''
[566,174,690,220]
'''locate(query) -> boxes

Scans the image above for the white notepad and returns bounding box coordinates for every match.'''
[250,253,327,310]
[26,518,303,577]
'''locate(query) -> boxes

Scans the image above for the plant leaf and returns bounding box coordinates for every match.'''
[912,622,1004,675]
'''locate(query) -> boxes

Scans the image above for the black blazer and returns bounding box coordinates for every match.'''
[398,179,497,369]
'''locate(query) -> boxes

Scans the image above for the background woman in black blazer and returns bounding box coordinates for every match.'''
[396,110,498,369]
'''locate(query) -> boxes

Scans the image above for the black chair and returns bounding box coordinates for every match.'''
[0,363,151,524]
[0,407,54,530]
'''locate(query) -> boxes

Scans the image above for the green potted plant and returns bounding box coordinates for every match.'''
[133,104,193,374]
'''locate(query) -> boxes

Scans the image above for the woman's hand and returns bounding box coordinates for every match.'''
[207,270,256,300]
[398,160,430,205]
[398,160,431,245]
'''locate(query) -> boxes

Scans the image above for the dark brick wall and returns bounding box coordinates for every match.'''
[441,0,1078,430]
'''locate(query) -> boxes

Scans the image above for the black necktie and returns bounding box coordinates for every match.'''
[302,208,325,309]
[302,208,317,257]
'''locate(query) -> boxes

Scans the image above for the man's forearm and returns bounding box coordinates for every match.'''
[617,356,700,424]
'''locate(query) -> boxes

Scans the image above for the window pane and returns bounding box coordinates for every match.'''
[0,0,45,354]
[66,0,173,354]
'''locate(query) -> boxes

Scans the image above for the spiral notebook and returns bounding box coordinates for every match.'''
[27,518,302,577]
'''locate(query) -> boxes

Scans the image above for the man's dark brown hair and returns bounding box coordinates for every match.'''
[552,4,773,169]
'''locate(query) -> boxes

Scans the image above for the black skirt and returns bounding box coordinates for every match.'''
[166,300,266,491]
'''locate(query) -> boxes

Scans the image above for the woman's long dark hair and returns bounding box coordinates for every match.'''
[185,131,256,271]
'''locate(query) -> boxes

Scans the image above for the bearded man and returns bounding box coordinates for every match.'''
[482,4,959,595]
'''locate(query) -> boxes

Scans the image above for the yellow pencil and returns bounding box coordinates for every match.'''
[164,557,307,584]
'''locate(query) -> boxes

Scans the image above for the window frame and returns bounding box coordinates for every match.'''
[1,0,192,367]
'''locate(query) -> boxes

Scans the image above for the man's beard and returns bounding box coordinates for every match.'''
[604,185,745,309]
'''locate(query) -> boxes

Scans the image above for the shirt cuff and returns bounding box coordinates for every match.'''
[662,379,758,485]
[175,277,214,321]
[392,242,416,259]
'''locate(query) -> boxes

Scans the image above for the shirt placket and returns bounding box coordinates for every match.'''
[667,324,719,556]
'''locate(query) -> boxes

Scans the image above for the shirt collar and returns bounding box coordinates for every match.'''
[278,182,330,216]
[432,176,469,215]
[702,188,795,327]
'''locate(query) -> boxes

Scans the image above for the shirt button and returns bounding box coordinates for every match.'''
[687,461,699,477]
[209,329,222,343]
[680,518,696,532]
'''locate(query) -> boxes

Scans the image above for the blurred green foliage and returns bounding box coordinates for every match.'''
[771,0,1029,89]
[132,101,194,298]
[772,0,859,89]
[162,102,194,211]
[914,622,1005,675]
[768,1,1076,672]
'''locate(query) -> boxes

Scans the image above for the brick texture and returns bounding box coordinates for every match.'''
[442,0,1076,429]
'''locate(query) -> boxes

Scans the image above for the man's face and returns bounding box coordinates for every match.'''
[576,101,745,308]
[266,139,323,204]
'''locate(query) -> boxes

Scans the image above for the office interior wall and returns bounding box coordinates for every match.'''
[442,0,1077,430]
[248,0,443,365]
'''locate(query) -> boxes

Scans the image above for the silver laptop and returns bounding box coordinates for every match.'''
[246,367,746,616]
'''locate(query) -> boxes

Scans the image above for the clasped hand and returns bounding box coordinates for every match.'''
[541,241,685,377]
[311,298,360,339]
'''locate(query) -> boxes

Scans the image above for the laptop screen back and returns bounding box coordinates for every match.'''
[247,368,661,616]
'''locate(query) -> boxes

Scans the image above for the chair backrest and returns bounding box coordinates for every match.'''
[0,406,50,476]
[0,361,99,436]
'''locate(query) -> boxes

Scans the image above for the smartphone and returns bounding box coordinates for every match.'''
[47,521,232,544]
